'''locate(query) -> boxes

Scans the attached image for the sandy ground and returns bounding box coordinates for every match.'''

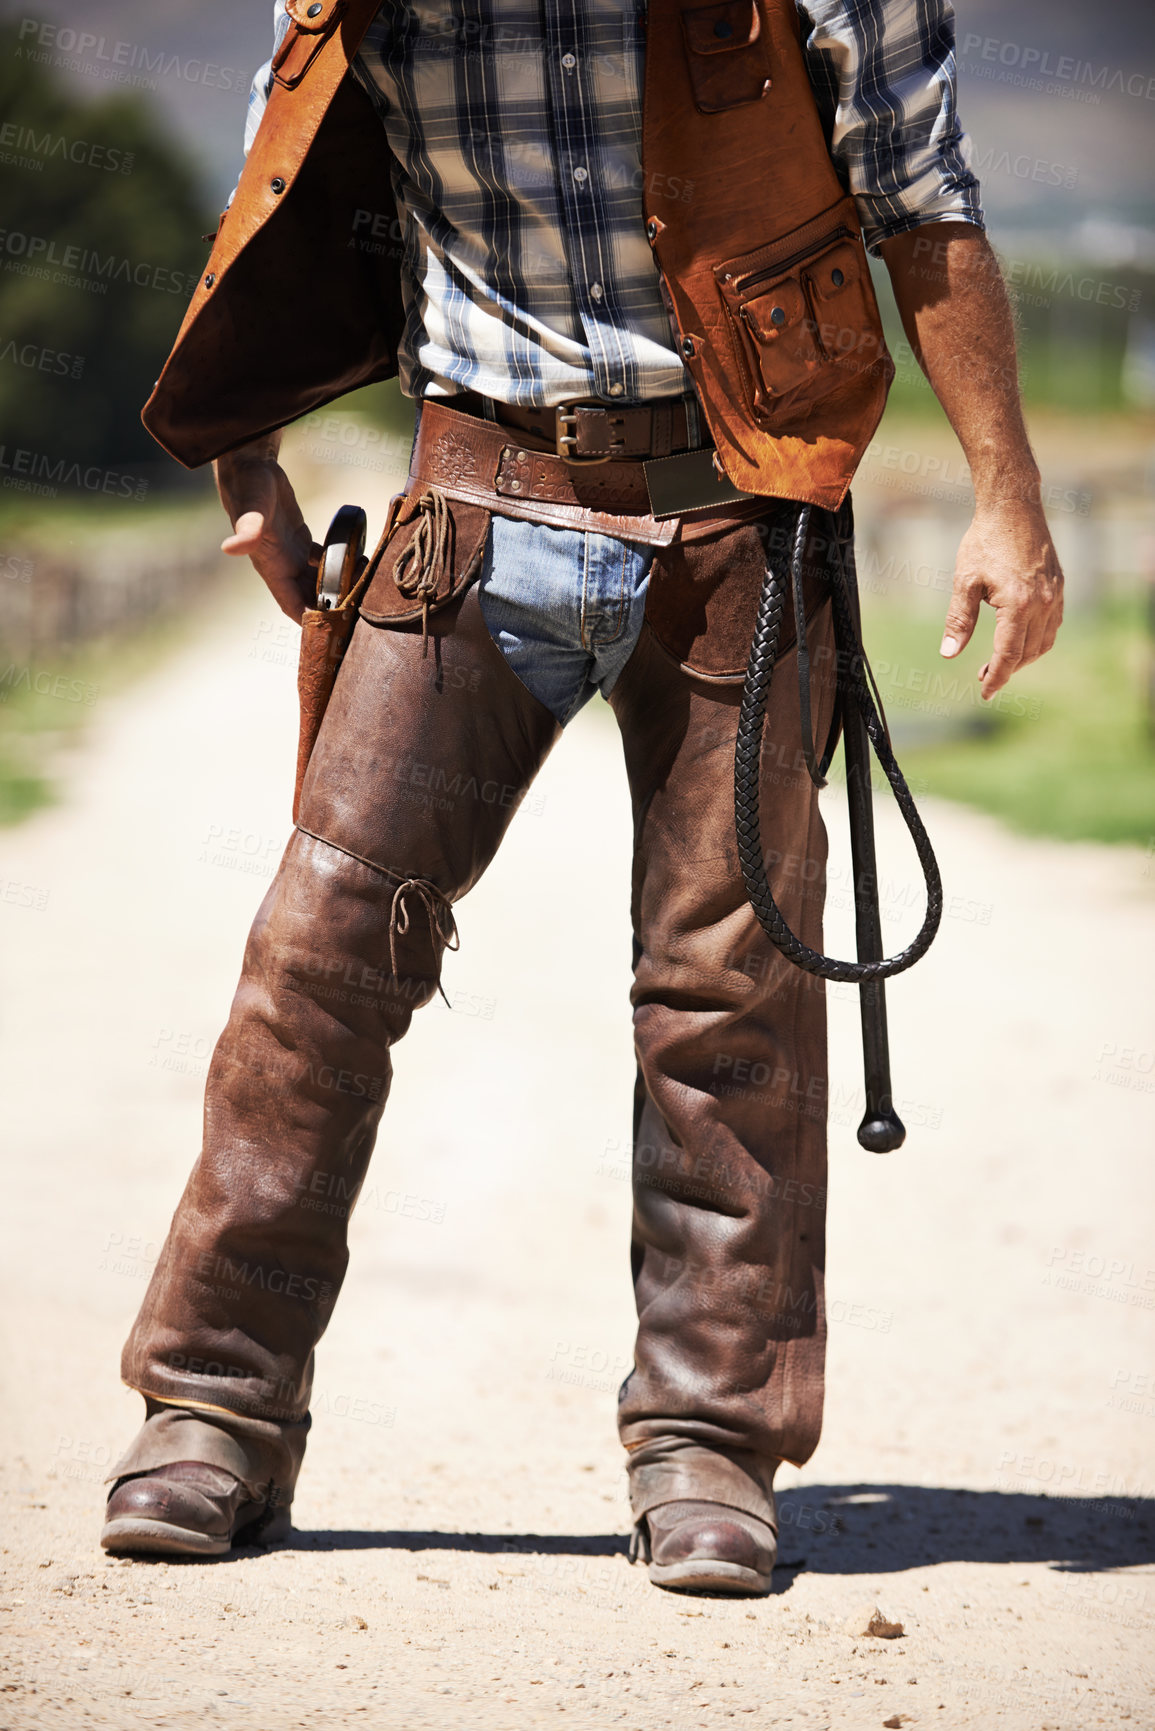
[1,469,1154,1730]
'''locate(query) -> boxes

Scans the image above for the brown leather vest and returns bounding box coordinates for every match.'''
[143,0,891,509]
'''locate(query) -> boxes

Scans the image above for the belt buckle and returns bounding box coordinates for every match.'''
[555,405,623,467]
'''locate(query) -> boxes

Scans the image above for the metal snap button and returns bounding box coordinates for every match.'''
[307,2,323,14]
[270,176,286,195]
[770,306,786,326]
[204,273,215,288]
[608,382,625,396]
[831,268,845,287]
[713,18,733,37]
[681,337,695,357]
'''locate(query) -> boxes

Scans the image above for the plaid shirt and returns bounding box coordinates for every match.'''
[245,0,982,406]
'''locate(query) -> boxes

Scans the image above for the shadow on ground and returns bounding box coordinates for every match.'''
[283,1486,1155,1577]
[774,1484,1155,1576]
[290,1530,629,1557]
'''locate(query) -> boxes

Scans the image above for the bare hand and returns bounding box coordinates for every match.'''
[939,500,1064,700]
[214,435,317,622]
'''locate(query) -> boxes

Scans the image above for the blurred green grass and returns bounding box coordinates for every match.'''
[0,488,224,826]
[0,602,216,826]
[859,592,1155,846]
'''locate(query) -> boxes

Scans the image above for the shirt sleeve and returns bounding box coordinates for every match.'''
[799,0,984,254]
[228,1,292,200]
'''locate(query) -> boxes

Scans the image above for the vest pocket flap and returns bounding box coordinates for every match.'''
[359,490,492,625]
[681,0,770,111]
[741,279,809,342]
[739,280,823,398]
[682,0,761,54]
[803,239,884,368]
[805,240,861,303]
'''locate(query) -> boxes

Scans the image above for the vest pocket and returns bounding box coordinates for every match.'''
[736,277,823,404]
[804,239,886,371]
[680,0,772,112]
[715,204,886,422]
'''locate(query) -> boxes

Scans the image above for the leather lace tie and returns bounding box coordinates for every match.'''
[394,487,451,655]
[388,875,460,1005]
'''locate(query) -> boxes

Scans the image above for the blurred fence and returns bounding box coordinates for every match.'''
[0,504,225,663]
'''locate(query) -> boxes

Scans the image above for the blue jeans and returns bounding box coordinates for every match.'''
[477,513,654,725]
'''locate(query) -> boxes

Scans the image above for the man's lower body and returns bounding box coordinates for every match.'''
[103,411,838,1594]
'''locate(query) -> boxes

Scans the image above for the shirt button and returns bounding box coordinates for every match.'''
[572,165,588,185]
[608,382,624,396]
[590,282,603,301]
[561,52,576,71]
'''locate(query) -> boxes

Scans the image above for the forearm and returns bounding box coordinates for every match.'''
[876,219,1063,697]
[878,222,1038,506]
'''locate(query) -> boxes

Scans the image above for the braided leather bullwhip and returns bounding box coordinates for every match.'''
[734,502,943,984]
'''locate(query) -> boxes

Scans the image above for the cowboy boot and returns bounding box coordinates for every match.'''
[102,1402,303,1556]
[629,1498,778,1595]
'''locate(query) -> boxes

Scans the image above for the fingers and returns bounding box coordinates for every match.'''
[939,570,983,660]
[221,509,265,557]
[215,453,315,619]
[984,567,1064,692]
[1039,590,1064,656]
[1030,563,1064,663]
[983,592,1032,692]
[218,506,312,621]
[255,563,311,625]
[1019,607,1052,672]
[947,505,1066,697]
[267,580,309,626]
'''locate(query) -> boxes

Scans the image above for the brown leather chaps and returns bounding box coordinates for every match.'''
[119,503,838,1526]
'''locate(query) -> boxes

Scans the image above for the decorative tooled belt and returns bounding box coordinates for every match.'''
[407,401,767,548]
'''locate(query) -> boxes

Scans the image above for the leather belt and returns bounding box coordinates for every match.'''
[453,391,695,461]
[409,401,680,546]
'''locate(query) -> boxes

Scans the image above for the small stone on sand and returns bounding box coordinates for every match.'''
[844,1603,905,1639]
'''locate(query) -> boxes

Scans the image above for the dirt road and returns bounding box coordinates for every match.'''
[1,470,1153,1728]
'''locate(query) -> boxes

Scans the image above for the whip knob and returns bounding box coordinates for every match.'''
[857,1106,906,1154]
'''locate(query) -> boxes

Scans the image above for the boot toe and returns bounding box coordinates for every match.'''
[643,1499,777,1596]
[101,1462,264,1558]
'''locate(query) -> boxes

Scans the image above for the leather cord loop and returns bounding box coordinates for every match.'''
[388,876,460,1005]
[394,487,452,655]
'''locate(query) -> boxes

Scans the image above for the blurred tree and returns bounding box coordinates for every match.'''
[0,22,211,476]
